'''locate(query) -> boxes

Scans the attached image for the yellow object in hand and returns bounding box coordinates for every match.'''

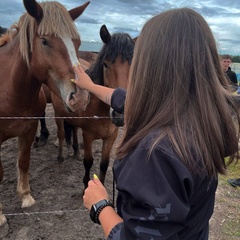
[93,174,99,180]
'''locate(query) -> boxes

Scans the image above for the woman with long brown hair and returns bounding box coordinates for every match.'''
[73,7,239,240]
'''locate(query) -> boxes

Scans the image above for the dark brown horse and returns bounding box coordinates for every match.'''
[0,0,90,225]
[51,25,135,188]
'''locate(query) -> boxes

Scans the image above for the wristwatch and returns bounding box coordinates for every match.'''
[90,199,114,224]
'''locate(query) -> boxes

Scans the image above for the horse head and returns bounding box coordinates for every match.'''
[87,25,134,126]
[98,25,134,89]
[22,0,90,112]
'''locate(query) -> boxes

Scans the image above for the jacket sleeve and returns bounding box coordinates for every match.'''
[108,146,195,240]
[110,88,126,114]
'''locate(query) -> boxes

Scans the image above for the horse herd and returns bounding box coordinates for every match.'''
[0,0,135,226]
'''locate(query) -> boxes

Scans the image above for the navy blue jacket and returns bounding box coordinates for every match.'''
[111,88,126,114]
[108,90,217,239]
[110,88,126,126]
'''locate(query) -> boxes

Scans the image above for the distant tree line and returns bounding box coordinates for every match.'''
[232,55,240,63]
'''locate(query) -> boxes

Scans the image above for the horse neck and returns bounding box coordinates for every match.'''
[0,38,42,105]
[86,69,110,115]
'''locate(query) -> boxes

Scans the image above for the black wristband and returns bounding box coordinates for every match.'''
[90,199,114,225]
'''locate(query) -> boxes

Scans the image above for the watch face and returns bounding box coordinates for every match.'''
[95,200,108,209]
[89,200,109,223]
[93,205,98,211]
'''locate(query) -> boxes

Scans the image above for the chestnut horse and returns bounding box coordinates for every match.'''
[0,0,90,225]
[51,25,135,188]
[35,55,94,147]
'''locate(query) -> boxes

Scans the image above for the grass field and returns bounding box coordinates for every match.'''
[210,159,240,239]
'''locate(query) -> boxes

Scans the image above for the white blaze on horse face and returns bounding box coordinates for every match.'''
[60,37,89,112]
[61,37,79,67]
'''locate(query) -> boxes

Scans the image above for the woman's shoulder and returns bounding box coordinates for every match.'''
[138,131,173,153]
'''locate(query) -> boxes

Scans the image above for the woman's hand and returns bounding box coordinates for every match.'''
[72,63,115,106]
[72,64,94,91]
[83,175,109,210]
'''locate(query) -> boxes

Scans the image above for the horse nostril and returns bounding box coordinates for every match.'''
[69,92,75,101]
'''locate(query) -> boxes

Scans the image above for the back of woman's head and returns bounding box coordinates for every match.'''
[118,8,239,176]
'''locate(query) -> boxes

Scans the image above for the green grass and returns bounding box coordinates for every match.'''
[224,158,240,178]
[215,160,240,239]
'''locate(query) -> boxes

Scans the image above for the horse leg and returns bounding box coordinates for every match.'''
[17,126,37,208]
[38,111,49,146]
[72,126,80,160]
[64,121,80,160]
[32,112,49,148]
[0,152,7,226]
[55,118,65,162]
[82,131,94,189]
[64,120,72,148]
[99,129,118,184]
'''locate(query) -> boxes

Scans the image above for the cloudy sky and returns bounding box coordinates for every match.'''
[0,0,239,55]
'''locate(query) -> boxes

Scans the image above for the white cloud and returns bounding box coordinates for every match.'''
[1,0,239,55]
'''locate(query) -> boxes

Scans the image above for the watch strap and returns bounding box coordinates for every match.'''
[90,199,114,224]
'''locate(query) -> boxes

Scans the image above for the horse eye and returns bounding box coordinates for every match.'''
[41,38,48,46]
[103,62,108,68]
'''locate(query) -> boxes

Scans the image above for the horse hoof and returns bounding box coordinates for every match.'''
[32,141,38,148]
[38,138,47,146]
[57,156,64,162]
[38,135,48,146]
[21,194,36,208]
[0,214,7,226]
[69,152,81,161]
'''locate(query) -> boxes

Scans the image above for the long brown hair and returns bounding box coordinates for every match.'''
[117,8,239,177]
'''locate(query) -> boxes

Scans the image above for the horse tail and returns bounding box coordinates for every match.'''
[64,121,73,146]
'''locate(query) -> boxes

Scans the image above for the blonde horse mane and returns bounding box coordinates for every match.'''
[7,1,80,67]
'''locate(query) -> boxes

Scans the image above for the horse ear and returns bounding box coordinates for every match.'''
[23,0,43,22]
[100,25,111,45]
[69,1,90,21]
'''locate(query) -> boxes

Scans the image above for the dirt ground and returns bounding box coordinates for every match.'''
[0,104,239,240]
